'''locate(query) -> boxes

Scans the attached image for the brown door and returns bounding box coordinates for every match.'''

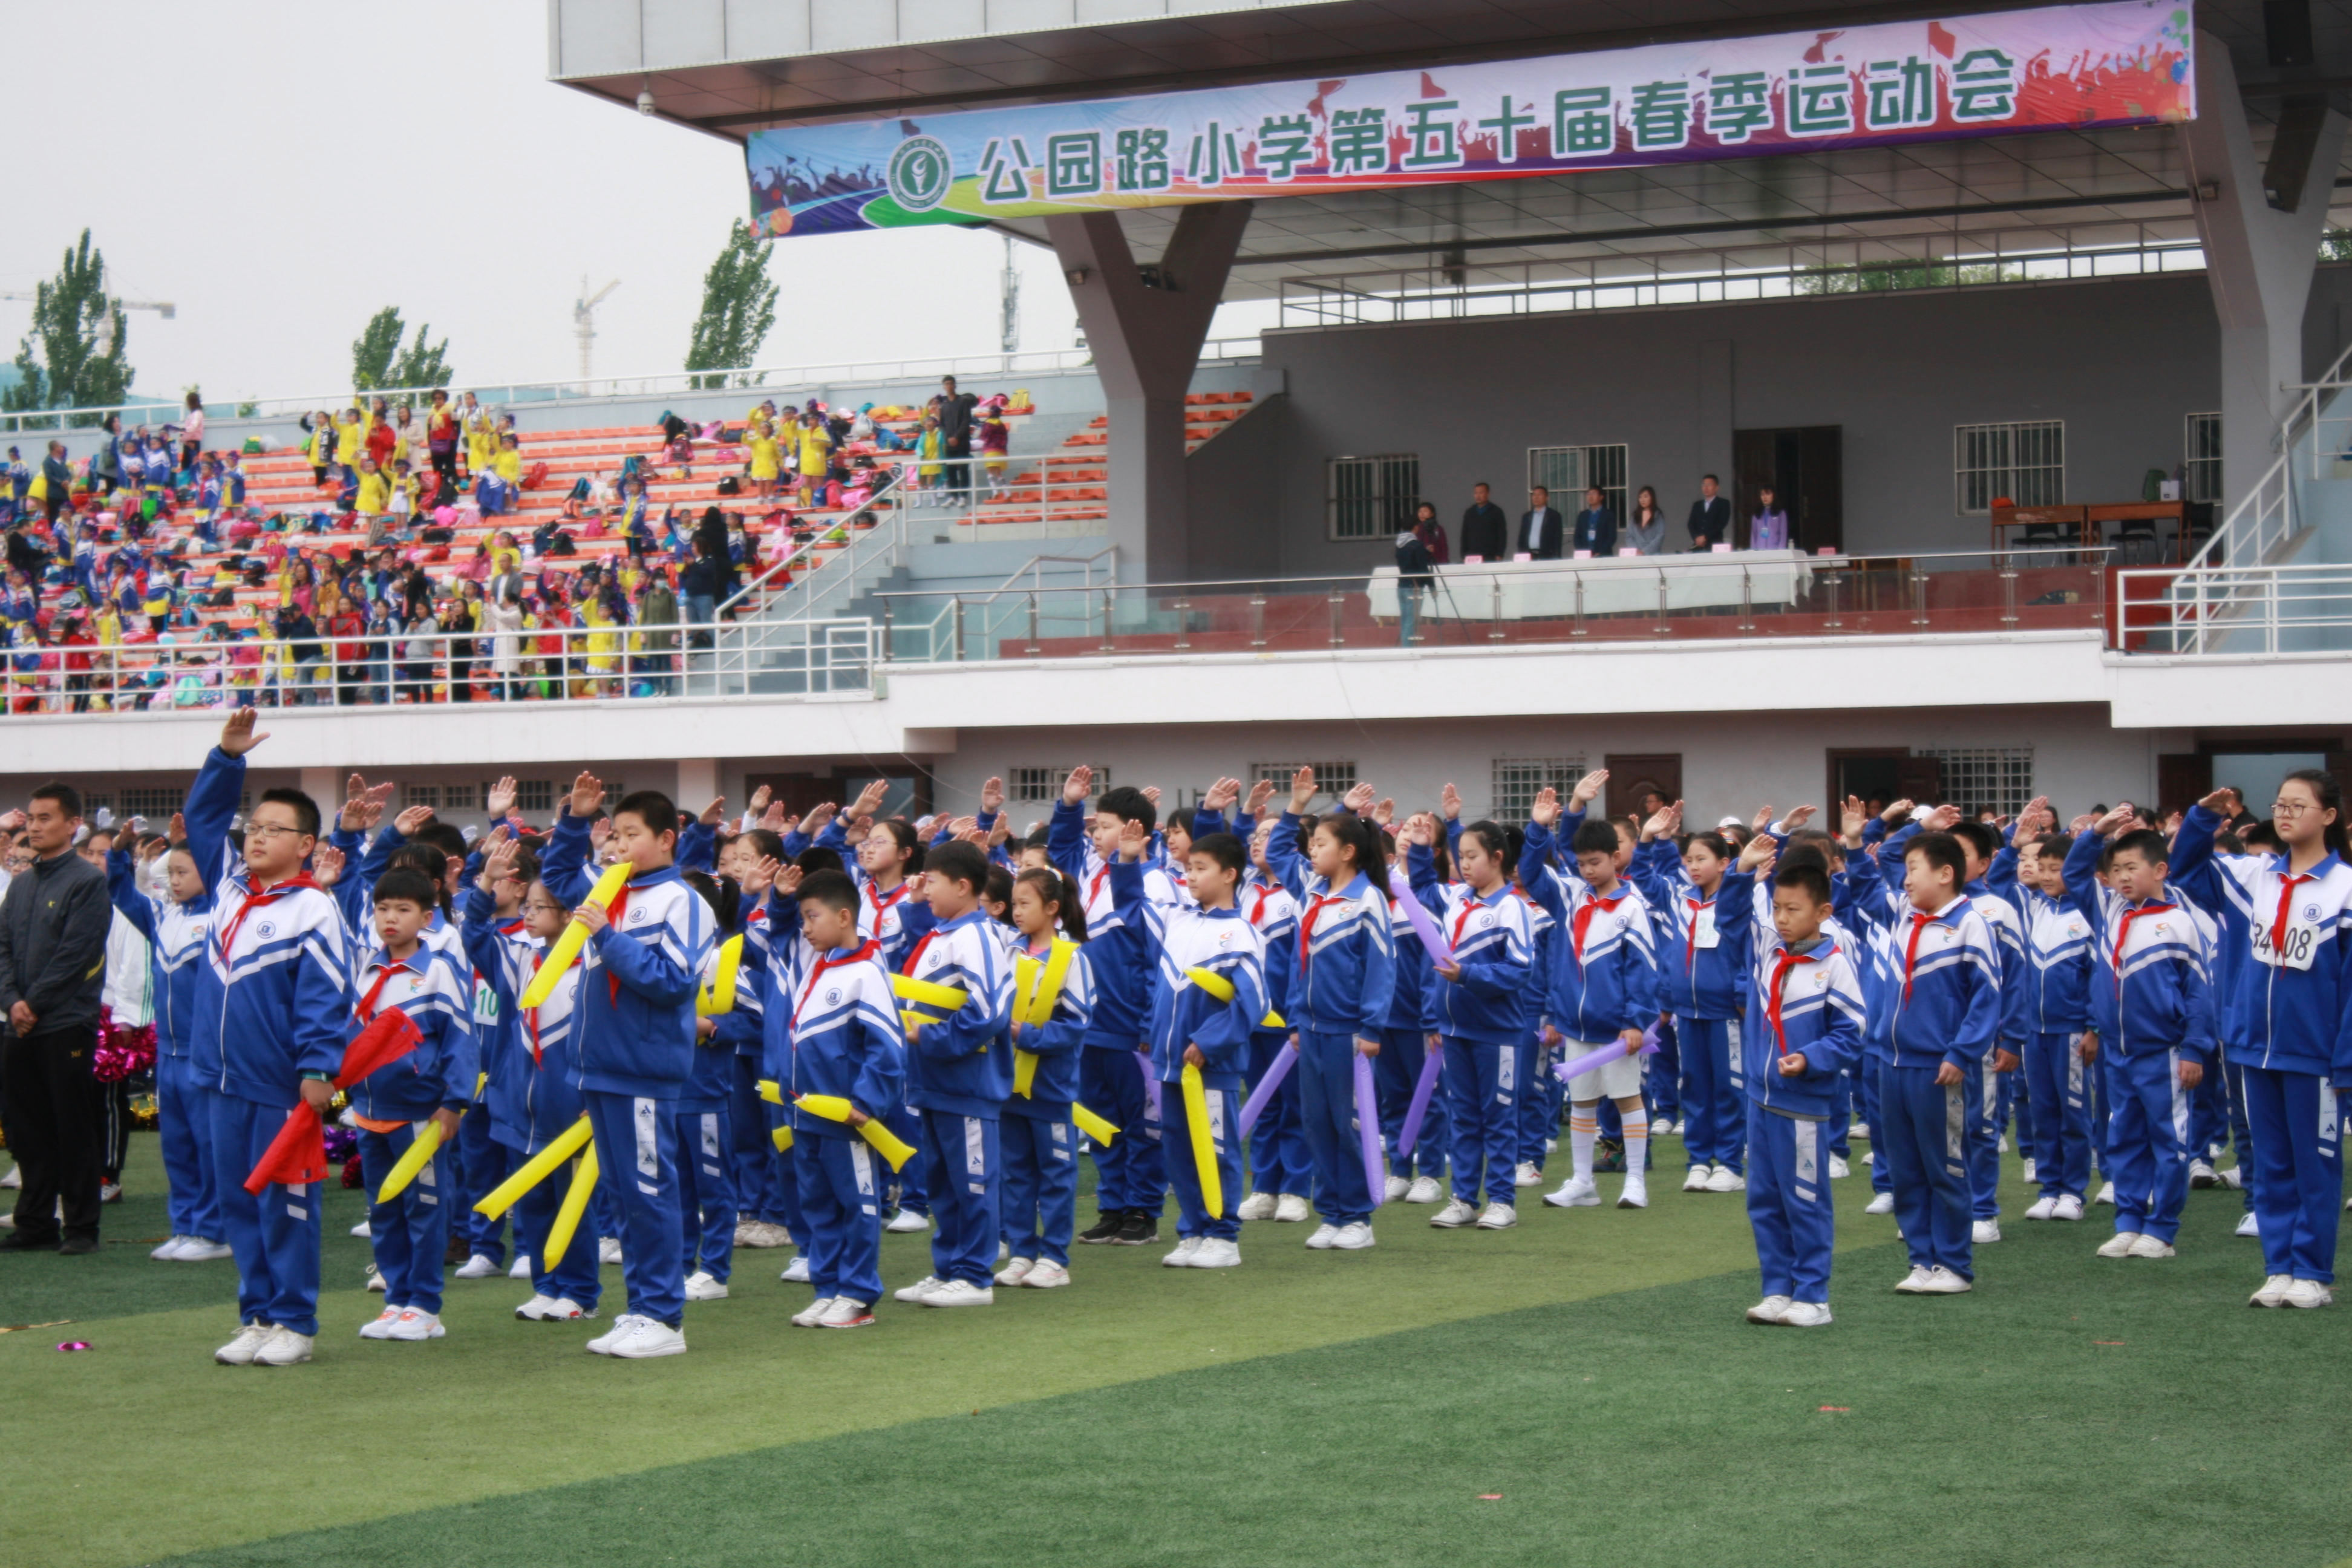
[744,772,846,817]
[1798,425,1843,553]
[1732,429,1776,549]
[2157,753,2212,818]
[1605,754,1682,824]
[1895,755,1944,805]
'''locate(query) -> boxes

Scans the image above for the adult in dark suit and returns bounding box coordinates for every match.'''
[1517,485,1564,560]
[1459,482,1508,561]
[1572,486,1617,556]
[1686,473,1731,550]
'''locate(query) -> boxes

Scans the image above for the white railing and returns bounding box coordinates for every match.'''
[880,546,1120,661]
[2118,561,2352,656]
[2190,330,2352,573]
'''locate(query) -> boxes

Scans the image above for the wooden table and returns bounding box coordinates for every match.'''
[1989,504,2091,553]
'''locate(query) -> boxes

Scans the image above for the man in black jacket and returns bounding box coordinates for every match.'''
[0,783,114,1253]
[935,376,978,506]
[1517,485,1565,560]
[1459,482,1508,561]
[1686,474,1731,550]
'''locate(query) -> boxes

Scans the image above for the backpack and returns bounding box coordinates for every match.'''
[523,460,550,490]
[715,474,741,495]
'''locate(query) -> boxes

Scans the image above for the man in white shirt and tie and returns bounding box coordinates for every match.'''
[1519,485,1564,560]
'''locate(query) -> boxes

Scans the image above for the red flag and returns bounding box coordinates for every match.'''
[1927,21,1956,58]
[244,1104,328,1194]
[335,1007,423,1089]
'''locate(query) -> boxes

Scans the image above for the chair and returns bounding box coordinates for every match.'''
[2111,517,2162,566]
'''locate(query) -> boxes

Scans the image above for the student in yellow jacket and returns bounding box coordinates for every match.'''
[795,415,832,506]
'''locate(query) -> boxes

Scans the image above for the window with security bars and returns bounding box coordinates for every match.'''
[1916,747,2034,817]
[405,784,441,811]
[79,793,113,823]
[442,782,480,814]
[119,788,181,821]
[1010,766,1110,803]
[1249,760,1359,805]
[2184,413,2223,505]
[1491,757,1586,822]
[1326,454,1420,541]
[515,779,555,814]
[1953,420,2063,514]
[1529,445,1629,526]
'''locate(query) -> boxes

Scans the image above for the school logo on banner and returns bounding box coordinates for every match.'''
[887,136,953,211]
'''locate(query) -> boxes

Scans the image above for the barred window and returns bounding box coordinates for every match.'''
[2184,412,2221,505]
[1491,757,1586,822]
[1327,454,1420,541]
[1953,420,2063,514]
[1916,746,2034,817]
[1529,445,1628,526]
[1009,766,1110,803]
[442,782,481,814]
[405,784,441,811]
[1249,760,1359,805]
[515,779,555,814]
[79,793,113,822]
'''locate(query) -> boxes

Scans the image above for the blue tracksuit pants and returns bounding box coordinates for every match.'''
[1083,1045,1163,1212]
[1245,1033,1310,1198]
[512,1148,601,1308]
[730,1054,787,1227]
[1297,1028,1375,1226]
[2225,1062,2256,1215]
[359,1122,451,1315]
[456,1101,508,1263]
[1746,1100,1835,1304]
[884,1101,929,1216]
[158,1054,221,1243]
[1520,1035,1562,1168]
[2105,1049,2192,1244]
[1826,1068,1852,1160]
[1164,1079,1242,1241]
[1966,1051,2011,1220]
[583,1089,687,1329]
[1862,1056,1895,1197]
[2024,1030,2092,1200]
[794,1131,884,1304]
[918,1109,1000,1287]
[1001,1111,1079,1264]
[676,1108,736,1282]
[1645,1015,1681,1124]
[1375,1027,1447,1180]
[1677,1016,1745,1173]
[2238,1065,2342,1283]
[1443,1037,1520,1207]
[210,1093,324,1338]
[1879,1060,1975,1279]
[2092,1053,2117,1184]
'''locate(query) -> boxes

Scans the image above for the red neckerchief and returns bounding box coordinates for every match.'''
[1298,892,1346,965]
[1766,946,1812,1059]
[1088,864,1111,909]
[1451,890,1490,950]
[601,882,634,1004]
[498,918,527,938]
[353,958,411,1023]
[1901,910,1938,1002]
[1247,883,1276,927]
[1571,887,1627,972]
[796,938,880,1029]
[215,872,321,961]
[2273,872,2316,958]
[2112,900,2175,990]
[867,878,913,920]
[902,929,941,978]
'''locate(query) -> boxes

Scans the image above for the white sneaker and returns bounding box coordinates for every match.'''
[1475,1201,1518,1230]
[2092,1181,2115,1206]
[508,1255,534,1280]
[1383,1174,1411,1203]
[885,1209,931,1234]
[215,1324,272,1365]
[514,1294,564,1321]
[1513,1161,1542,1188]
[349,1219,372,1238]
[1864,1192,1895,1215]
[1405,1176,1443,1203]
[152,1235,192,1260]
[1022,1260,1071,1289]
[1780,1301,1834,1328]
[359,1307,402,1339]
[921,1279,995,1307]
[684,1270,729,1301]
[1544,1137,1558,1154]
[1682,1166,1712,1192]
[2283,1278,2336,1310]
[2097,1231,2141,1258]
[996,1256,1037,1285]
[607,1318,688,1357]
[1704,1166,1746,1194]
[1330,1222,1376,1250]
[2052,1194,2084,1222]
[1431,1198,1478,1229]
[1850,1121,1870,1140]
[455,1253,499,1279]
[1192,1237,1242,1269]
[893,1275,944,1303]
[2126,1234,2175,1259]
[2250,1273,2293,1307]
[599,1237,623,1264]
[178,1238,233,1261]
[2219,1165,2244,1191]
[1998,1134,2009,1154]
[0,1163,18,1188]
[1304,1223,1341,1250]
[2023,1196,2057,1221]
[386,1308,445,1341]
[1617,1177,1648,1210]
[1861,1151,1873,1167]
[1893,1265,1936,1293]
[1971,1220,2001,1244]
[1161,1237,1203,1268]
[1236,1192,1277,1221]
[1828,1155,1850,1180]
[817,1296,875,1327]
[742,1221,792,1249]
[789,1296,836,1327]
[1273,1194,1313,1223]
[2019,1158,2037,1186]
[253,1327,315,1366]
[780,1255,811,1283]
[996,1242,1010,1264]
[2188,1159,2218,1189]
[586,1315,641,1354]
[1745,1295,1793,1324]
[2235,1212,2260,1238]
[1544,1177,1601,1208]
[365,1269,385,1293]
[1918,1266,1972,1294]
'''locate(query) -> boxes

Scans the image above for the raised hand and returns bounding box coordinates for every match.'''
[1372,797,1396,827]
[2092,804,2137,838]
[980,776,1004,815]
[1439,782,1462,822]
[1140,786,1162,810]
[987,815,1013,848]
[748,783,772,815]
[1782,804,1817,832]
[1640,803,1676,841]
[486,775,518,820]
[1738,833,1778,872]
[1751,803,1775,833]
[802,800,838,836]
[1117,814,1149,863]
[393,805,434,837]
[1062,765,1094,806]
[697,795,727,828]
[1921,803,1963,833]
[167,811,186,845]
[1840,795,1868,841]
[1571,768,1608,809]
[744,855,780,897]
[849,779,890,819]
[2197,787,2235,814]
[946,815,978,839]
[1202,776,1241,814]
[588,816,612,851]
[569,770,605,818]
[1529,786,1561,828]
[1341,782,1376,817]
[1243,778,1276,818]
[1289,766,1317,814]
[762,801,791,832]
[2068,811,2099,833]
[311,843,346,888]
[220,707,268,756]
[480,833,522,886]
[1881,797,1915,826]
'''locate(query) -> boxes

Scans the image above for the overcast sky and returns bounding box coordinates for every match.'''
[0,1,1093,404]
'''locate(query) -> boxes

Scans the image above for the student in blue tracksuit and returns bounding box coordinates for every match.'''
[108,837,229,1261]
[1048,765,1176,1245]
[1950,818,2031,1243]
[1520,779,1659,1211]
[463,839,598,1322]
[540,773,714,1359]
[2170,777,2352,1308]
[1739,857,1865,1327]
[447,828,533,1281]
[350,868,478,1343]
[2011,821,2097,1221]
[1376,835,1448,1203]
[1124,821,1267,1269]
[1630,812,1759,1194]
[720,829,794,1264]
[1404,814,1533,1229]
[1879,830,2004,1293]
[1266,768,1397,1250]
[185,710,354,1367]
[996,867,1093,1288]
[1236,823,1312,1220]
[768,868,906,1328]
[677,871,750,1302]
[2063,812,2215,1259]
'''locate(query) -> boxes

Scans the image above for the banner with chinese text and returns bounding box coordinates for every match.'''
[743,1,2192,238]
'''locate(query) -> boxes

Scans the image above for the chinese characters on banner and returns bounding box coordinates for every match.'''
[743,1,2193,238]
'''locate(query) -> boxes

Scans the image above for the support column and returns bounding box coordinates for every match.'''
[2183,33,2347,512]
[675,757,718,817]
[1696,340,1734,495]
[1047,201,1254,581]
[299,768,338,818]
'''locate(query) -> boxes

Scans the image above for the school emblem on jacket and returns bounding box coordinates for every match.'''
[407,975,424,995]
[256,922,275,938]
[2307,904,2322,921]
[630,906,648,923]
[825,988,841,1005]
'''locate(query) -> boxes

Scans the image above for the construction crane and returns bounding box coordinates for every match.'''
[573,276,619,384]
[0,292,175,358]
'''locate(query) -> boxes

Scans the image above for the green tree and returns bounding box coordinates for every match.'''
[684,219,779,388]
[2,229,134,424]
[351,307,454,391]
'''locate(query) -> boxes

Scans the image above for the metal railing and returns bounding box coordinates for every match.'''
[2115,561,2352,656]
[877,546,1119,661]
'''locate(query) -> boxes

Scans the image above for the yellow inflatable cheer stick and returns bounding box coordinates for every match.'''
[519,861,633,1010]
[539,1142,601,1270]
[792,1094,918,1171]
[374,1112,456,1203]
[473,1114,595,1218]
[1181,1062,1222,1218]
[1183,965,1285,1031]
[1016,939,1076,1027]
[757,1079,784,1104]
[697,933,744,1016]
[890,971,968,1028]
[1013,1048,1039,1099]
[771,1126,794,1153]
[1071,1102,1120,1146]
